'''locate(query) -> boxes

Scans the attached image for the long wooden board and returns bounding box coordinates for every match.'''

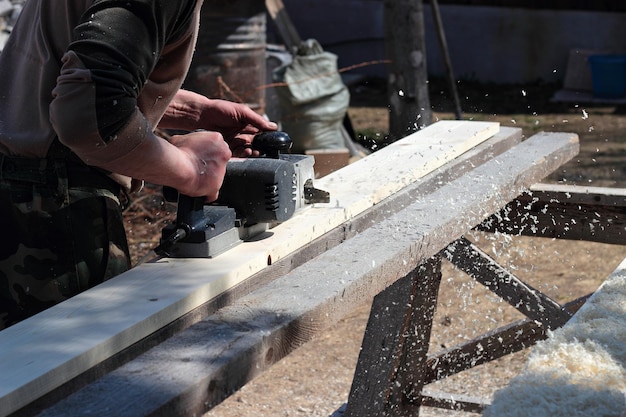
[32,132,579,417]
[0,121,498,416]
[477,183,626,244]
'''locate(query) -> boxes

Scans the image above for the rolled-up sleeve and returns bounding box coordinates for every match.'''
[49,0,195,166]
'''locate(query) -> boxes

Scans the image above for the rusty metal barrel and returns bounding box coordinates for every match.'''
[185,0,267,114]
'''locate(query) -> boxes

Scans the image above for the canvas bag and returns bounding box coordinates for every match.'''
[274,39,350,153]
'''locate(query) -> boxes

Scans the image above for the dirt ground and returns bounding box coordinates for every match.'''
[124,79,626,416]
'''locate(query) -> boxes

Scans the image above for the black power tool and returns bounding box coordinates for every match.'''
[155,131,330,258]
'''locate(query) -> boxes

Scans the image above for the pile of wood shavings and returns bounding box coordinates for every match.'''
[485,259,626,417]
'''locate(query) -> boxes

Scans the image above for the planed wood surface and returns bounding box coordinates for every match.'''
[0,121,498,416]
[30,131,578,417]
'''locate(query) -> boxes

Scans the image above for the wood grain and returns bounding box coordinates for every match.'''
[0,121,498,416]
[31,131,578,417]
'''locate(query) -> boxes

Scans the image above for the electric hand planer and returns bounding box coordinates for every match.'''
[156,131,330,258]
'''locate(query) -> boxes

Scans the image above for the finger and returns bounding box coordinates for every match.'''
[238,109,278,131]
[231,148,253,158]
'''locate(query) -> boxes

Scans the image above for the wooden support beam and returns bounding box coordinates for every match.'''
[21,131,578,416]
[265,0,301,51]
[477,184,626,244]
[393,257,443,413]
[332,296,591,416]
[421,390,488,414]
[422,295,590,385]
[345,219,584,415]
[443,237,573,329]
[343,256,443,417]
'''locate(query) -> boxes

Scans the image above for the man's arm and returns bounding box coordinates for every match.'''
[49,0,230,198]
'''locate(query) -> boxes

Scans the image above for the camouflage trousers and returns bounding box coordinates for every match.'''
[0,155,131,330]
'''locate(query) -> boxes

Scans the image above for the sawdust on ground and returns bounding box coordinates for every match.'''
[123,79,626,417]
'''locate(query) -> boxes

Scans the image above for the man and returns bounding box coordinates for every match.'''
[0,0,277,329]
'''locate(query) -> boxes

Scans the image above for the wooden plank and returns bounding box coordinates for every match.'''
[530,183,626,206]
[477,184,626,244]
[11,127,524,417]
[265,0,302,50]
[342,127,521,244]
[30,132,578,417]
[421,390,489,414]
[0,121,499,416]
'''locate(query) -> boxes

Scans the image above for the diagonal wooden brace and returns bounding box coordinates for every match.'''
[422,294,590,386]
[443,237,573,329]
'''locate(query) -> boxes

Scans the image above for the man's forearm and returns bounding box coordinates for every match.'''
[159,89,209,131]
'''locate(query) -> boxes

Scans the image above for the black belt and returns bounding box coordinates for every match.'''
[0,153,120,194]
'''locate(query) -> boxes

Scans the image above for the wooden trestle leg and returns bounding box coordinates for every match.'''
[341,234,584,417]
[343,255,442,417]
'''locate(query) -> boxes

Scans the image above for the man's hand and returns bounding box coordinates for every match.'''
[168,131,232,202]
[160,90,278,157]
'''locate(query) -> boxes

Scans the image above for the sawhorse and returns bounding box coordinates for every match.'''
[2,124,585,417]
[340,185,626,416]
